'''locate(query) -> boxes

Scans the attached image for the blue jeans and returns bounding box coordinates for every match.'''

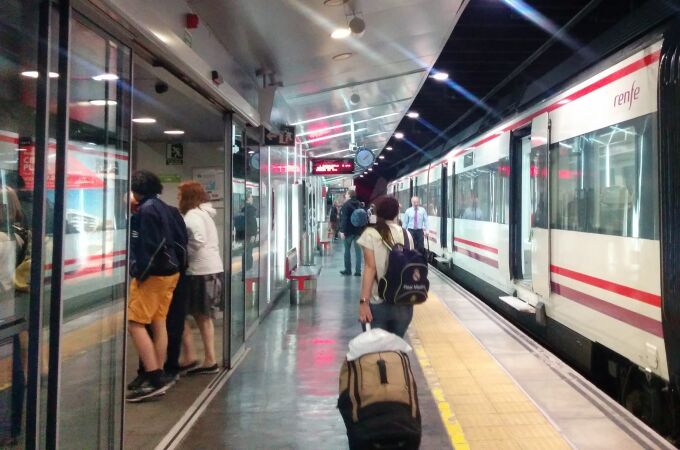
[344,234,362,273]
[363,302,414,338]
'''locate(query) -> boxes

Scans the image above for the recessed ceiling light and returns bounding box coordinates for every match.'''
[430,72,449,81]
[92,73,119,81]
[332,52,353,61]
[331,28,351,39]
[21,70,59,79]
[164,130,185,135]
[368,168,373,172]
[394,132,404,139]
[379,155,385,159]
[323,0,348,5]
[360,175,364,178]
[89,99,117,106]
[386,146,393,150]
[406,111,419,119]
[558,99,571,105]
[132,117,157,124]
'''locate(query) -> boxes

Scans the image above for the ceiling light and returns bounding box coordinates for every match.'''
[373,162,378,166]
[406,111,419,119]
[360,175,364,178]
[323,0,348,5]
[292,106,372,126]
[379,155,385,159]
[132,117,157,124]
[386,146,393,150]
[88,142,97,146]
[92,73,119,81]
[394,132,404,139]
[89,99,117,106]
[430,72,449,81]
[368,168,373,172]
[21,70,59,79]
[558,99,571,105]
[332,52,353,61]
[331,28,351,39]
[164,130,185,135]
[300,128,367,145]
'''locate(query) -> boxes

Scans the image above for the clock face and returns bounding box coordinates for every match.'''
[355,149,375,168]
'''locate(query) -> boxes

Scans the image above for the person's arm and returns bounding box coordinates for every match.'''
[135,207,164,281]
[359,247,376,323]
[402,209,410,229]
[423,208,429,230]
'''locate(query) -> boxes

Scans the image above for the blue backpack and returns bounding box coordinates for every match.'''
[378,229,429,305]
[350,208,369,228]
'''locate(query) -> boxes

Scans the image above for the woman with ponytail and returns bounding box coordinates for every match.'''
[356,196,415,337]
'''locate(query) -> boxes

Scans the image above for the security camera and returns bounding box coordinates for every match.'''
[350,93,361,105]
[155,81,169,94]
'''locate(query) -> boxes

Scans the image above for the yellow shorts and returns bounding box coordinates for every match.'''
[128,273,180,324]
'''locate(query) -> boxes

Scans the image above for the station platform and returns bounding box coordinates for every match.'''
[175,243,672,450]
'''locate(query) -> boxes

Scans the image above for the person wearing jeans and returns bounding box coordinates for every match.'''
[338,190,364,276]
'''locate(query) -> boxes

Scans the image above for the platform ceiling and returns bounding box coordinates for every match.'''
[190,0,466,174]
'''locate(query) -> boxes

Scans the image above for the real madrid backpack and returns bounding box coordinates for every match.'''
[378,228,429,305]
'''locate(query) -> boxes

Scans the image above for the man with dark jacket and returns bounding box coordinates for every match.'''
[338,190,363,276]
[127,170,188,402]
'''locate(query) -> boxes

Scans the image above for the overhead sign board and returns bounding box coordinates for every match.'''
[311,159,355,175]
[264,125,295,146]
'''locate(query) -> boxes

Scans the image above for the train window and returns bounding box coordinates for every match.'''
[447,174,455,220]
[454,159,509,223]
[427,179,441,216]
[550,113,658,240]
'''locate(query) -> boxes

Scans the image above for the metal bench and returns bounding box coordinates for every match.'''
[285,248,321,304]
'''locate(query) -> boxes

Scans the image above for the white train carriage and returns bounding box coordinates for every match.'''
[398,33,680,432]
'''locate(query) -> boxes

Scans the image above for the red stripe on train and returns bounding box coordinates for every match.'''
[453,237,498,254]
[454,246,498,268]
[551,282,663,338]
[550,265,660,308]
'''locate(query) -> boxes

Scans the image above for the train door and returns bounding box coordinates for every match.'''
[510,127,532,283]
[529,113,551,300]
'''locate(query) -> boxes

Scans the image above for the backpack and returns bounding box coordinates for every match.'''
[338,351,421,449]
[350,208,369,228]
[378,228,429,305]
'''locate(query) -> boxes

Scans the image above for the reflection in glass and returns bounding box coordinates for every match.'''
[244,137,260,332]
[57,18,130,448]
[230,125,245,358]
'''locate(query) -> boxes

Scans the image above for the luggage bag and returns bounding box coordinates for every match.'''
[338,350,421,449]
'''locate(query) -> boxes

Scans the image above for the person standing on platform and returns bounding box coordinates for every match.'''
[329,200,339,240]
[403,196,428,253]
[357,196,415,337]
[177,181,224,375]
[126,170,187,402]
[243,193,258,271]
[338,190,363,276]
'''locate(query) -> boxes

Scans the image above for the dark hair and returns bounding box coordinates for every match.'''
[178,181,208,214]
[131,170,163,197]
[372,196,400,245]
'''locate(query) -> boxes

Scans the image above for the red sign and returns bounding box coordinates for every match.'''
[311,159,355,175]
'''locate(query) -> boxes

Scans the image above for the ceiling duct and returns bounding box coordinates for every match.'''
[256,69,283,125]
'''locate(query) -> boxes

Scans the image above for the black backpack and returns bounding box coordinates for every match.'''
[378,229,429,305]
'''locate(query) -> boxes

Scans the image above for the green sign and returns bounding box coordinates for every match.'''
[159,174,182,183]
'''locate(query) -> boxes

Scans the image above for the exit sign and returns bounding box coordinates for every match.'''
[311,159,355,175]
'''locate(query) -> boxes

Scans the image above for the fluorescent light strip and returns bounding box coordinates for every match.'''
[365,131,388,138]
[300,128,367,145]
[297,112,401,137]
[311,148,353,158]
[291,107,372,126]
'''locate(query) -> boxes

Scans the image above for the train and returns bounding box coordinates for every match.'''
[388,26,680,438]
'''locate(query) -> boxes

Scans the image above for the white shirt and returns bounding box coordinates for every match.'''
[183,203,224,275]
[402,206,428,230]
[357,221,414,304]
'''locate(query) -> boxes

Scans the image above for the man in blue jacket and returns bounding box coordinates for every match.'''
[338,190,363,276]
[127,170,188,402]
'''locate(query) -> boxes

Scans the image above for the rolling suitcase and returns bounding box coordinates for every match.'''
[338,347,421,449]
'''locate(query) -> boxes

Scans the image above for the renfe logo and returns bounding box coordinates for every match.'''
[613,80,640,110]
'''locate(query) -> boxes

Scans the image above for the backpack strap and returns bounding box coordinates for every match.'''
[402,228,411,250]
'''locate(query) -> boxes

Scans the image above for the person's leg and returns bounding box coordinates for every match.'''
[390,305,414,338]
[195,314,216,367]
[150,319,168,367]
[353,235,362,274]
[180,320,198,366]
[343,237,352,273]
[128,321,160,371]
[164,273,188,373]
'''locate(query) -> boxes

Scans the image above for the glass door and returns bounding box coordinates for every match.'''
[230,123,246,358]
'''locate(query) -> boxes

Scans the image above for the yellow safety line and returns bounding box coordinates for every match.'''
[409,328,470,450]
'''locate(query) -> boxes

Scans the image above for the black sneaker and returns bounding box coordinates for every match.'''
[186,364,219,375]
[340,270,351,276]
[179,361,199,375]
[354,272,361,277]
[125,379,172,403]
[127,374,146,391]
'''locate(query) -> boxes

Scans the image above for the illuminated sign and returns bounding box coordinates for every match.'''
[311,159,355,175]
